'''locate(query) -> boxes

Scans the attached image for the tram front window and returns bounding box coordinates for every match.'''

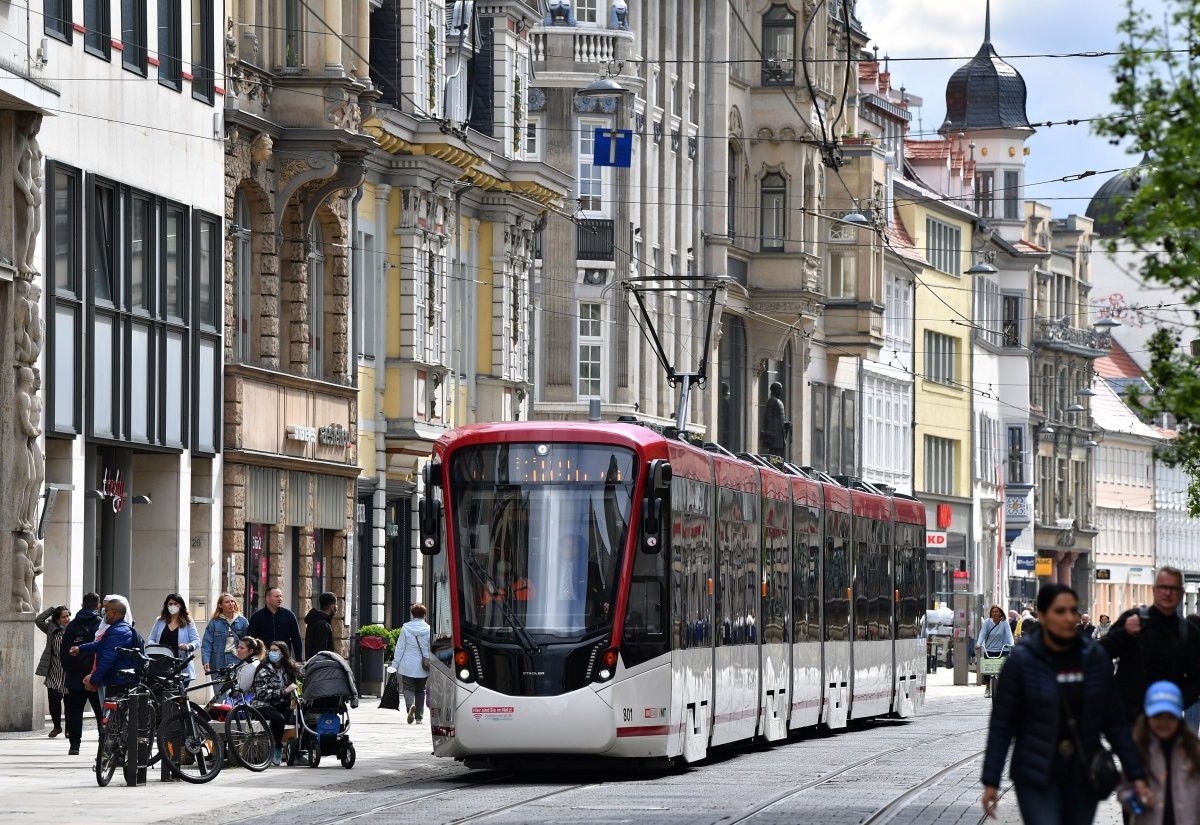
[450,444,635,643]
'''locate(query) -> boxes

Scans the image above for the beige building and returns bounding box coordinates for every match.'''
[221,0,377,651]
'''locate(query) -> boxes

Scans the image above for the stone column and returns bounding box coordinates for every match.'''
[0,111,46,730]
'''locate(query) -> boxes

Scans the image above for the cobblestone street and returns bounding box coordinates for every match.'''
[0,668,1124,825]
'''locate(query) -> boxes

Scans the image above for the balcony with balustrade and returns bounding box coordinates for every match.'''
[1033,318,1112,357]
[529,16,636,88]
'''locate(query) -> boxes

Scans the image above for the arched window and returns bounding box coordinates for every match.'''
[760,172,786,252]
[728,142,739,240]
[308,221,326,378]
[761,5,795,85]
[718,314,747,452]
[232,191,255,364]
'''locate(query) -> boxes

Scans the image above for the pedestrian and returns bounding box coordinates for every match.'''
[1009,610,1020,635]
[34,605,71,737]
[251,640,301,766]
[96,593,131,637]
[981,583,1151,824]
[60,592,103,755]
[1187,614,1200,734]
[1078,613,1097,639]
[1101,566,1200,725]
[303,592,337,658]
[233,636,265,698]
[977,604,1014,698]
[391,603,431,725]
[247,586,304,662]
[1016,609,1040,639]
[201,592,249,676]
[1094,615,1113,641]
[148,593,200,685]
[69,600,142,751]
[1124,681,1200,825]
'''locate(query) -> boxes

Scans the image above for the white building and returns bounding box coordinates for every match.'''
[1157,455,1200,615]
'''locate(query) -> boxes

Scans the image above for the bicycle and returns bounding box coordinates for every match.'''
[199,663,272,772]
[94,648,186,787]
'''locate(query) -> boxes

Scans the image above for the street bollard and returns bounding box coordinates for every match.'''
[123,694,151,786]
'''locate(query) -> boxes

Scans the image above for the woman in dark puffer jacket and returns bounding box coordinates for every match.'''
[981,584,1152,824]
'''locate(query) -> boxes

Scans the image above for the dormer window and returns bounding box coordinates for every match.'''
[761,5,795,86]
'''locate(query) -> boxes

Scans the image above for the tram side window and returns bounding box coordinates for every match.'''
[854,523,869,642]
[623,530,669,666]
[824,510,851,642]
[743,489,761,645]
[763,496,790,644]
[673,477,713,650]
[426,497,453,659]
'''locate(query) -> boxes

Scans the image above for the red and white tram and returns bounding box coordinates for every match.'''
[416,421,927,765]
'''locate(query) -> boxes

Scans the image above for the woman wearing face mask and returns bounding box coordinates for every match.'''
[34,605,72,737]
[1124,681,1200,824]
[232,636,265,697]
[252,641,302,765]
[148,593,200,684]
[202,593,249,677]
[981,584,1152,824]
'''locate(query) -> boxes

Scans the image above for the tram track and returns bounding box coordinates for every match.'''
[860,749,985,824]
[717,724,989,824]
[303,772,518,825]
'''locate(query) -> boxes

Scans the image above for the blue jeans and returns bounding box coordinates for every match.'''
[1014,781,1100,825]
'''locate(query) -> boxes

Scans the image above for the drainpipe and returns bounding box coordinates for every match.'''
[467,216,478,423]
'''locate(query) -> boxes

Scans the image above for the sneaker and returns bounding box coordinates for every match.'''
[414,717,423,724]
[407,706,416,725]
[49,727,62,738]
[272,748,282,766]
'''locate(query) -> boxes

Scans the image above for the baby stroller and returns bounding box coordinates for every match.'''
[286,650,359,769]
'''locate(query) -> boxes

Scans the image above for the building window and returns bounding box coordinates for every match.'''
[811,383,826,470]
[578,301,602,398]
[232,192,255,363]
[524,118,540,159]
[924,330,957,386]
[121,0,146,73]
[727,143,738,239]
[976,414,1001,485]
[162,204,186,320]
[1039,455,1053,523]
[577,121,606,214]
[191,0,215,102]
[576,0,600,24]
[1006,425,1026,484]
[1056,458,1069,520]
[1004,171,1020,220]
[718,314,747,452]
[761,5,795,85]
[284,0,303,67]
[129,194,152,312]
[158,0,182,89]
[90,180,118,303]
[760,171,786,252]
[45,0,72,42]
[1073,459,1090,527]
[47,163,83,435]
[925,217,961,276]
[829,251,856,299]
[309,222,326,377]
[1002,294,1021,348]
[195,214,220,329]
[974,171,994,218]
[975,276,1003,347]
[924,435,957,496]
[884,272,913,360]
[84,0,111,57]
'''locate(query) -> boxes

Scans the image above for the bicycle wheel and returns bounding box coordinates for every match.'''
[95,720,122,787]
[224,705,272,772]
[158,712,224,784]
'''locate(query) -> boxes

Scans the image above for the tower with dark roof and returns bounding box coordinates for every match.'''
[940,0,1035,238]
[1085,156,1150,238]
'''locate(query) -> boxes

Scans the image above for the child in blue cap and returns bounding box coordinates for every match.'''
[1124,680,1200,823]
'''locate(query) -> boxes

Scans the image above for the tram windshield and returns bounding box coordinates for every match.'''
[449,443,636,642]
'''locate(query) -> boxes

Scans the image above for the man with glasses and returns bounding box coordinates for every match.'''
[1101,566,1200,725]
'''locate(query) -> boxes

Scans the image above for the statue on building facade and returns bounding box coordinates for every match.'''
[14,367,44,532]
[759,381,790,457]
[14,113,43,276]
[14,279,43,364]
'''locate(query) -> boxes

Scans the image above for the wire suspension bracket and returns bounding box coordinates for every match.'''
[622,276,728,433]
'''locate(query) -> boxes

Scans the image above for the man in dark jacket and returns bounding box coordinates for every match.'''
[1100,566,1200,723]
[248,586,304,661]
[304,592,337,657]
[60,592,102,755]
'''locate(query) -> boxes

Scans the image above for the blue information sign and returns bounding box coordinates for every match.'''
[1015,555,1035,572]
[593,127,633,168]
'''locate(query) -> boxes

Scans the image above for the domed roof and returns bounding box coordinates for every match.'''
[940,3,1032,134]
[1086,157,1150,238]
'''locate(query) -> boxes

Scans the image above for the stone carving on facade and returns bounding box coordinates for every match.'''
[14,280,43,364]
[759,381,790,457]
[14,367,44,533]
[14,113,43,276]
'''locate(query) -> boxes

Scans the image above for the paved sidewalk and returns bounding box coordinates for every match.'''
[0,699,463,825]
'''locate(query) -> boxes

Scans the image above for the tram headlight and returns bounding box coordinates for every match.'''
[592,648,619,683]
[454,647,477,683]
[598,668,612,680]
[458,668,471,680]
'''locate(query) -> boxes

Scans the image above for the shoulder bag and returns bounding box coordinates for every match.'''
[1057,683,1120,798]
[417,631,431,672]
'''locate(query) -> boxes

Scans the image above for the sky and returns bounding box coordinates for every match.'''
[856,0,1163,217]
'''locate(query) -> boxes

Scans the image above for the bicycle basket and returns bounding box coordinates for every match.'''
[978,655,1007,676]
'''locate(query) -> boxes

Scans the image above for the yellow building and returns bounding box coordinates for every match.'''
[897,174,975,603]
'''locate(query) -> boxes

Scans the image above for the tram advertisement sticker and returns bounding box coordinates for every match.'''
[472,706,515,721]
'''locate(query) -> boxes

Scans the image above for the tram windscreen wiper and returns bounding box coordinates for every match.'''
[461,548,542,654]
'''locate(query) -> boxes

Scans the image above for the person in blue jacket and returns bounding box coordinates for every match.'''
[148,593,200,684]
[202,592,249,676]
[70,599,141,693]
[981,583,1152,823]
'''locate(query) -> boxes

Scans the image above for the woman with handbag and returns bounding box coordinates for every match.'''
[391,603,432,725]
[981,583,1153,824]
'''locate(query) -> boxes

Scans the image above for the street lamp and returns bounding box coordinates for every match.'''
[967,260,998,274]
[1066,403,1085,414]
[1039,423,1056,436]
[1077,387,1097,398]
[1093,316,1120,331]
[576,76,630,98]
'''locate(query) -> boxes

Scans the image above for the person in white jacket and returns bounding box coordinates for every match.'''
[391,604,432,724]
